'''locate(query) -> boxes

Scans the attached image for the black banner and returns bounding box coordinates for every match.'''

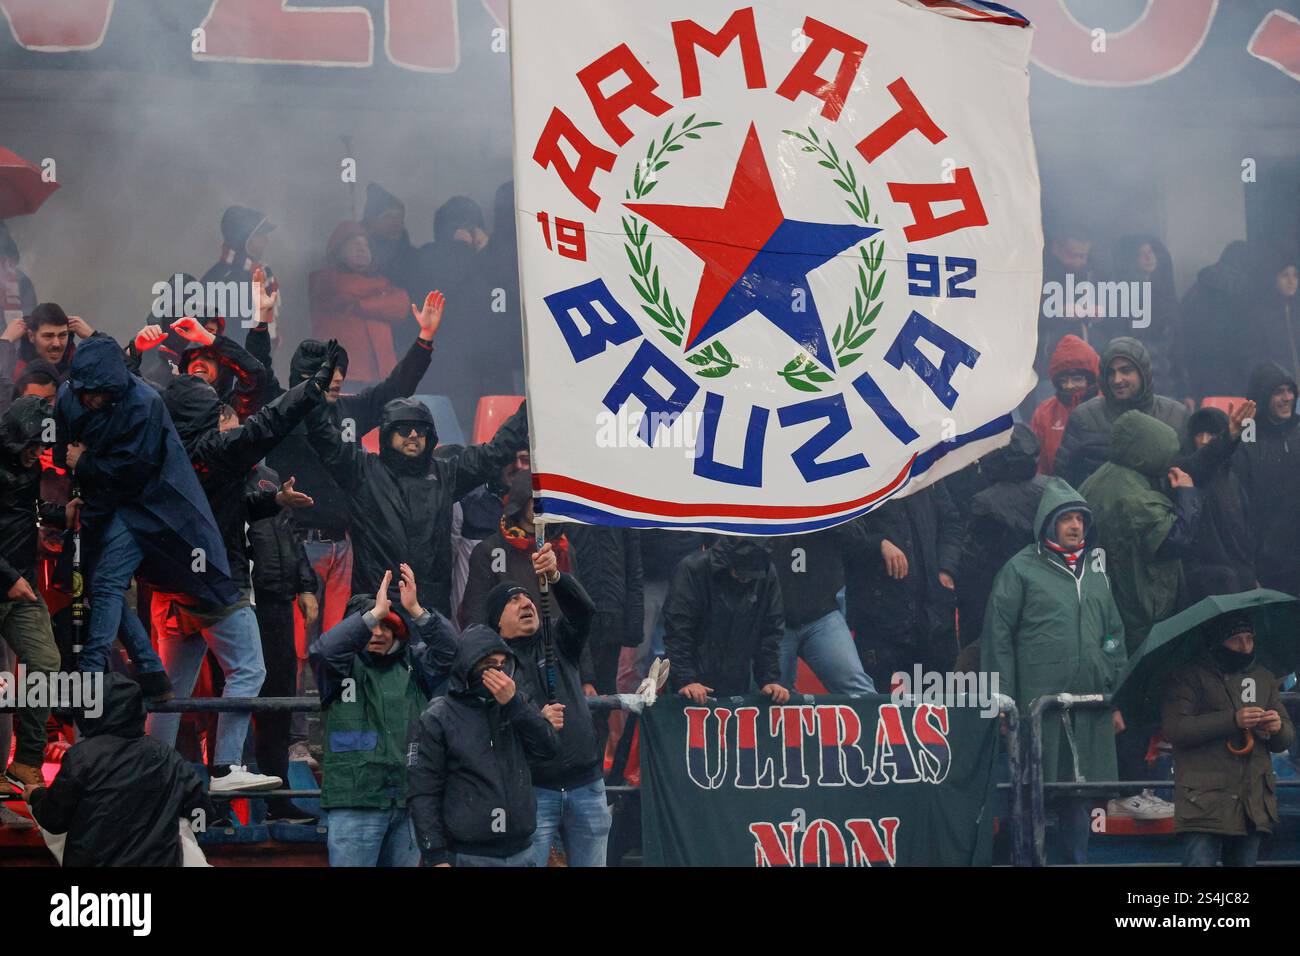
[640,695,999,867]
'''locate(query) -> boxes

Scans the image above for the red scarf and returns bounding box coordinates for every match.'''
[1045,539,1083,571]
[500,515,571,570]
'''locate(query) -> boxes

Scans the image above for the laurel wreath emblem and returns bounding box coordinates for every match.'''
[622,115,737,378]
[778,127,886,393]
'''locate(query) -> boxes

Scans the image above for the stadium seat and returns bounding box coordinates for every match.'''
[472,395,525,444]
[1200,396,1246,416]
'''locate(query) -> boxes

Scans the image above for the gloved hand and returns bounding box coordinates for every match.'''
[311,339,343,394]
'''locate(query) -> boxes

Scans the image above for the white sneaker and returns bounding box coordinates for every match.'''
[0,805,35,829]
[288,742,318,770]
[1107,791,1170,821]
[1136,788,1175,818]
[209,765,283,793]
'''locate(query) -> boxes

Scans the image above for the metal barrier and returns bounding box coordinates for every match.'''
[1025,691,1300,866]
[147,694,638,802]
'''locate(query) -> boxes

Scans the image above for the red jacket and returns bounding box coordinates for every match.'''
[1030,333,1099,474]
[309,222,411,382]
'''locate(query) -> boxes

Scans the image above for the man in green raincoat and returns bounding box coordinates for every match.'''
[982,477,1127,863]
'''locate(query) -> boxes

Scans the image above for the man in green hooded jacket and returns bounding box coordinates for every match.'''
[982,477,1127,863]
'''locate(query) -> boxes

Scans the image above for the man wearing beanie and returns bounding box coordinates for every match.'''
[309,566,457,866]
[1163,615,1294,866]
[483,534,607,866]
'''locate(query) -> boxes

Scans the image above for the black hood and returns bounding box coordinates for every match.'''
[1196,240,1261,299]
[363,182,404,221]
[433,196,485,244]
[980,423,1039,484]
[449,625,517,698]
[1100,336,1155,411]
[163,374,221,448]
[0,395,51,459]
[1188,406,1229,442]
[67,334,131,398]
[290,338,349,385]
[76,673,147,739]
[708,536,773,578]
[1247,362,1298,430]
[379,397,437,474]
[220,205,273,254]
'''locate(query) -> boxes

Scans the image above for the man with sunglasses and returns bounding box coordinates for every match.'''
[407,624,558,866]
[307,391,529,618]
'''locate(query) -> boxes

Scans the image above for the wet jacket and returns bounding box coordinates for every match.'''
[29,674,213,866]
[308,396,530,615]
[1055,337,1190,489]
[1030,333,1099,475]
[1163,651,1294,836]
[1080,411,1199,651]
[1180,241,1263,399]
[407,626,559,864]
[310,595,458,809]
[461,525,578,629]
[1183,408,1254,598]
[260,336,433,535]
[663,545,783,697]
[497,573,600,789]
[981,478,1127,784]
[53,334,238,607]
[772,523,870,628]
[957,424,1049,639]
[565,524,643,648]
[245,464,318,603]
[1233,363,1300,595]
[0,397,64,592]
[164,373,324,593]
[844,482,962,650]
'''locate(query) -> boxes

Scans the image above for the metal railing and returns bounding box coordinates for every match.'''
[1024,692,1300,866]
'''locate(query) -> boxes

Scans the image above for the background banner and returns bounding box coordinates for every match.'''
[639,696,1000,867]
[512,0,1042,534]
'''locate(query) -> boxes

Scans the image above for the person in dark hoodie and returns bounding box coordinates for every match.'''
[25,673,214,866]
[1181,240,1263,401]
[485,547,606,867]
[0,397,69,792]
[1184,407,1256,598]
[307,391,530,618]
[407,625,559,866]
[362,183,419,294]
[1054,336,1191,489]
[1251,247,1298,385]
[145,343,340,793]
[132,315,268,421]
[310,566,457,866]
[1234,362,1299,595]
[1111,234,1185,400]
[957,424,1049,648]
[664,537,788,704]
[54,334,232,696]
[201,205,279,326]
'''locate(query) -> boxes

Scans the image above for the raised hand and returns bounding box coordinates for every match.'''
[66,316,95,339]
[398,562,423,618]
[171,316,215,346]
[481,666,516,705]
[252,265,278,320]
[412,290,445,342]
[135,325,167,351]
[275,477,315,509]
[372,570,393,620]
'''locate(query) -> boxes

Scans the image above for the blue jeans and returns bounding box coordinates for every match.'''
[76,514,166,675]
[327,807,419,867]
[780,610,876,695]
[454,847,535,867]
[1182,831,1262,867]
[526,778,612,867]
[146,597,265,767]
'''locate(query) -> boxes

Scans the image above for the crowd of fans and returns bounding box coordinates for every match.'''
[0,200,1295,868]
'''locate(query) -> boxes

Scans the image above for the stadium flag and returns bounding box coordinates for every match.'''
[512,0,1040,534]
[639,696,1000,866]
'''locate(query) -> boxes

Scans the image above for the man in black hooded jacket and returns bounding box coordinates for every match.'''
[664,537,788,703]
[26,673,213,866]
[145,345,340,793]
[485,555,605,866]
[1234,363,1299,595]
[407,625,559,866]
[1185,407,1255,598]
[308,394,530,616]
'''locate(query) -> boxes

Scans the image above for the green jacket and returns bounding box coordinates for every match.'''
[1162,653,1295,835]
[981,478,1127,784]
[1080,410,1184,652]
